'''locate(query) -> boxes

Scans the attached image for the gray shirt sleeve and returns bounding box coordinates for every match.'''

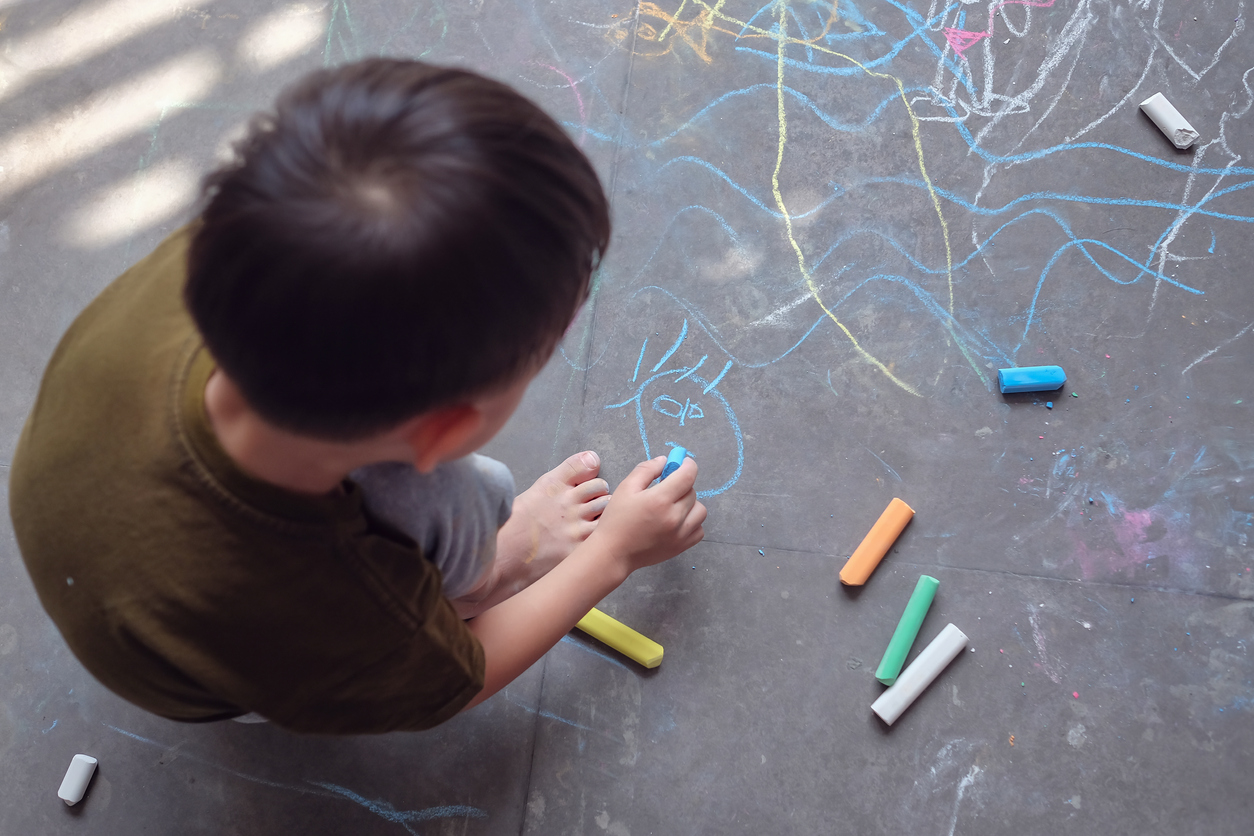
[350,454,515,600]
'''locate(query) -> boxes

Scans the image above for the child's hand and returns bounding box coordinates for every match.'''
[464,455,705,711]
[588,456,706,575]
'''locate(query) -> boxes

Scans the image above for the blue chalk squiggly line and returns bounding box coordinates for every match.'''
[310,784,486,827]
[559,634,633,671]
[807,206,1206,357]
[863,445,903,482]
[658,157,842,219]
[863,174,1254,227]
[499,687,601,731]
[104,724,487,833]
[735,0,977,93]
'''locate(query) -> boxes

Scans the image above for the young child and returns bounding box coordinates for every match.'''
[9,59,706,734]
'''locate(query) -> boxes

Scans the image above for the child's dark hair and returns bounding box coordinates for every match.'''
[186,59,610,440]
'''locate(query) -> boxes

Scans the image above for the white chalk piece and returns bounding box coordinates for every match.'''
[57,754,97,806]
[871,623,968,726]
[1139,92,1199,149]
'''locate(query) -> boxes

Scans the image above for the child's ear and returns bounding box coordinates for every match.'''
[403,403,483,473]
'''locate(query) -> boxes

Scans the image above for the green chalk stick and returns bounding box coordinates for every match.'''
[874,575,940,686]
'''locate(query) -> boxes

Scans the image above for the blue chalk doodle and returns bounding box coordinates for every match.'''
[632,339,648,382]
[651,319,689,372]
[651,395,705,425]
[704,360,733,394]
[607,363,744,499]
[674,355,707,383]
[104,724,487,831]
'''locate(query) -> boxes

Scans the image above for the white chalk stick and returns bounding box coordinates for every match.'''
[57,754,97,806]
[871,623,968,725]
[1140,92,1199,149]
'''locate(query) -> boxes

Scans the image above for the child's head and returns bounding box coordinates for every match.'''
[186,59,609,442]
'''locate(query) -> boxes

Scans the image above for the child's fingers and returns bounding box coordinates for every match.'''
[681,525,706,552]
[673,501,705,547]
[652,456,697,500]
[617,457,667,494]
[671,479,698,518]
[686,500,708,528]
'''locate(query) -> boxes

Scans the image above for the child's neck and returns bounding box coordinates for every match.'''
[202,370,407,496]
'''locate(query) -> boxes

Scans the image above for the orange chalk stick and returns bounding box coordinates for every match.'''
[839,498,915,585]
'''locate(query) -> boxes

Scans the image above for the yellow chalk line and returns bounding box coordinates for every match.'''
[946,321,991,388]
[696,0,953,315]
[657,0,689,40]
[828,54,956,317]
[766,1,921,396]
[678,1,971,399]
[701,0,728,42]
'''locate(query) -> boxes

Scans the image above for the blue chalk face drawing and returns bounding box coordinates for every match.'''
[605,318,743,498]
[652,395,704,425]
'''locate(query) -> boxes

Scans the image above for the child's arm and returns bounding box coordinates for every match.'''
[461,456,704,710]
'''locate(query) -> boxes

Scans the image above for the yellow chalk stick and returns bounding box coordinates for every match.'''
[576,607,664,668]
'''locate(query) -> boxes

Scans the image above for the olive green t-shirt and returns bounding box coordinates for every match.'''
[9,229,485,733]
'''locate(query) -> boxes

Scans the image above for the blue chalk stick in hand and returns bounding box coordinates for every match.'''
[997,365,1066,394]
[660,446,693,481]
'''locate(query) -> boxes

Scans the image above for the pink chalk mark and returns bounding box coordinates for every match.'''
[1065,498,1192,582]
[943,28,990,59]
[945,0,1058,60]
[539,63,585,125]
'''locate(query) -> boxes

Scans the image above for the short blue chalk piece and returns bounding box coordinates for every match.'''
[997,365,1066,394]
[660,446,693,481]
